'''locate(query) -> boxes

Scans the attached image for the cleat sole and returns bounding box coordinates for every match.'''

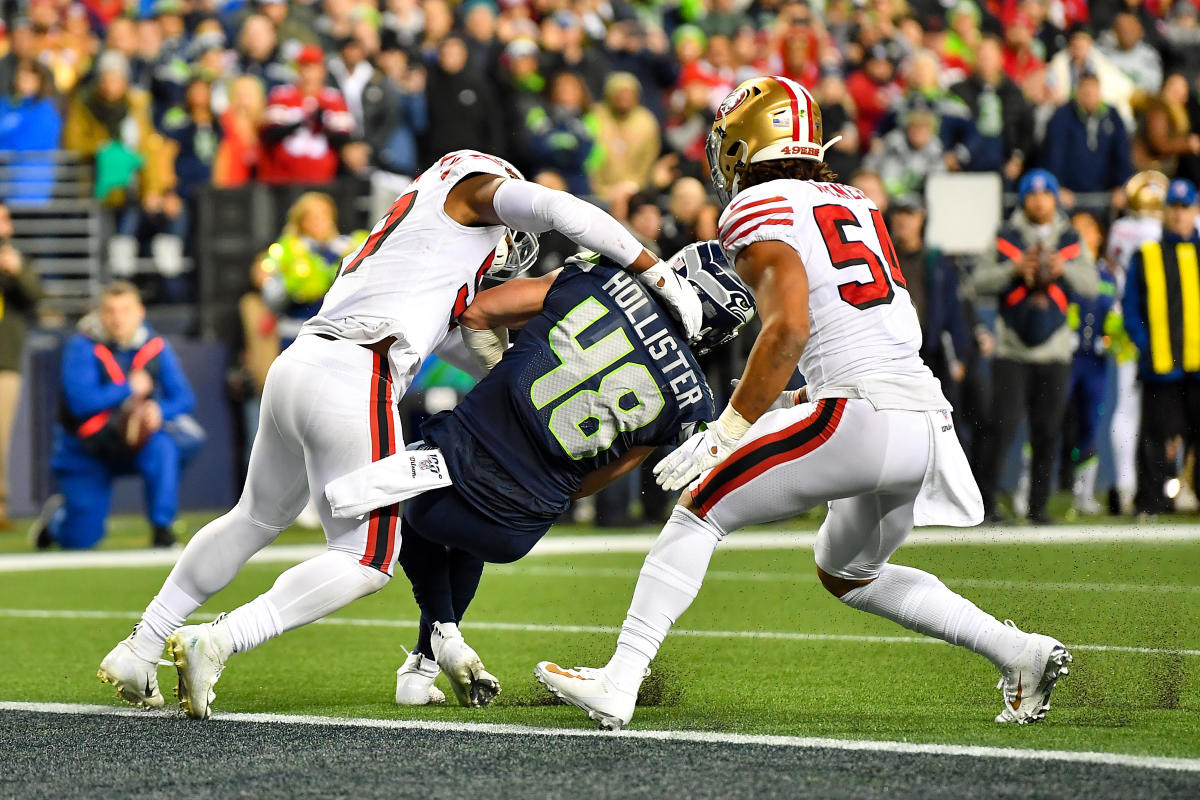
[166,632,210,720]
[97,666,162,710]
[534,667,624,732]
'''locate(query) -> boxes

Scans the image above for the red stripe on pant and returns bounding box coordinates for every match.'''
[691,399,847,518]
[362,352,400,574]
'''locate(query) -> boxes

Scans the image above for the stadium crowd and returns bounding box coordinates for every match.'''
[4,0,1200,543]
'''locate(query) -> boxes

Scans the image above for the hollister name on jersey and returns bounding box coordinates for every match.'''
[598,269,706,411]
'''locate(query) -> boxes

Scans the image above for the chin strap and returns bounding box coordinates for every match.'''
[818,135,844,158]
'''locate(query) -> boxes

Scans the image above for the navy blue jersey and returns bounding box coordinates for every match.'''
[422,261,715,531]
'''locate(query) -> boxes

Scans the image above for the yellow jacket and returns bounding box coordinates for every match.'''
[64,86,175,204]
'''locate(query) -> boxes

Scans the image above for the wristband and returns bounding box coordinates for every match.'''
[716,404,752,441]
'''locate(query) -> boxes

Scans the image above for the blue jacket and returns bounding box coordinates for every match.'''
[0,96,63,204]
[55,319,195,465]
[1123,231,1200,382]
[1040,102,1133,193]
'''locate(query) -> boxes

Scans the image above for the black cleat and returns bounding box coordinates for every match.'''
[27,494,64,551]
[152,525,177,548]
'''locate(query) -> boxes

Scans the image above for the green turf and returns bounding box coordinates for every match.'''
[1,520,1198,759]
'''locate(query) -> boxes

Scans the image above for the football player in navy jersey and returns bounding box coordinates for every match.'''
[390,242,755,707]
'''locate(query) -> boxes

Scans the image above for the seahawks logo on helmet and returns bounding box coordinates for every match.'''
[668,241,756,355]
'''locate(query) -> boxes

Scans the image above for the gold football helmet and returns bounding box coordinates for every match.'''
[1124,170,1169,218]
[706,75,841,204]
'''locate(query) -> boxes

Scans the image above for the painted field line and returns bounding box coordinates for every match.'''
[487,565,1200,595]
[2,523,1199,574]
[1,701,1196,774]
[2,608,1196,658]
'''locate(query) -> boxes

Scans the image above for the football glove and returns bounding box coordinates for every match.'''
[653,406,752,491]
[638,260,704,342]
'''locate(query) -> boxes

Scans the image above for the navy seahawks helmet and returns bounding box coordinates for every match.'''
[668,241,756,355]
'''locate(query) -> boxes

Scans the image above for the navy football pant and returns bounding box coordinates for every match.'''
[400,485,551,657]
[50,430,179,549]
[1063,355,1109,465]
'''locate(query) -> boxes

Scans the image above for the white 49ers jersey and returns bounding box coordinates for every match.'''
[306,150,518,359]
[1106,215,1161,283]
[719,179,943,405]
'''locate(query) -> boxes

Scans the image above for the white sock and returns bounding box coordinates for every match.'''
[222,551,389,654]
[222,596,284,654]
[606,507,721,691]
[131,578,201,662]
[839,563,1027,668]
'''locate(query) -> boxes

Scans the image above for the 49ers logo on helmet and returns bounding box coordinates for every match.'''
[716,87,751,121]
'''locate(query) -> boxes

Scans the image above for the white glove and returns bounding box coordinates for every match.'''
[637,261,704,342]
[460,325,509,373]
[653,406,752,491]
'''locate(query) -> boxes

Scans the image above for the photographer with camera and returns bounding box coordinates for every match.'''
[973,170,1099,523]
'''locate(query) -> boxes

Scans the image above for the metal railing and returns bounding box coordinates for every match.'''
[0,150,103,316]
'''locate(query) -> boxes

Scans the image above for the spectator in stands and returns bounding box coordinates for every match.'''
[1060,210,1119,516]
[213,74,265,187]
[950,35,1035,180]
[498,37,548,168]
[154,74,221,299]
[1123,178,1200,516]
[1001,11,1045,87]
[847,45,902,151]
[601,20,677,122]
[1100,11,1163,94]
[0,59,63,205]
[540,11,607,99]
[889,194,970,401]
[657,177,718,257]
[884,49,976,169]
[258,44,356,184]
[1135,72,1200,175]
[419,0,454,62]
[0,202,42,530]
[1163,2,1200,83]
[587,72,660,205]
[663,78,717,169]
[812,68,861,182]
[850,168,890,216]
[31,282,199,550]
[0,20,48,99]
[258,0,318,51]
[423,34,504,164]
[525,71,593,196]
[864,102,946,198]
[626,192,662,256]
[1041,70,1134,212]
[236,13,294,92]
[461,0,499,77]
[233,252,279,462]
[65,51,180,283]
[370,37,427,176]
[327,35,375,133]
[261,192,364,344]
[1046,25,1135,128]
[972,169,1099,524]
[132,12,188,123]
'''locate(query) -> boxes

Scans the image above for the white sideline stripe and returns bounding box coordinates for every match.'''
[1,701,1197,774]
[2,524,1199,573]
[488,565,1200,595]
[3,608,1196,658]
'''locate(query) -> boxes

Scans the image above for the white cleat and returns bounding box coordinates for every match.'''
[534,662,639,731]
[431,622,500,707]
[166,616,234,720]
[97,634,165,709]
[995,622,1073,724]
[395,650,446,706]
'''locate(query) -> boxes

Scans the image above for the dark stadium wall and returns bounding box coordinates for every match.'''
[8,335,238,519]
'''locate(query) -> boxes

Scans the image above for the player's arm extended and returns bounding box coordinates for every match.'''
[447,174,702,339]
[457,270,559,373]
[653,240,810,492]
[574,446,656,498]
